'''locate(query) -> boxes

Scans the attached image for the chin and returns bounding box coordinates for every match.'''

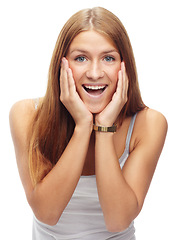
[86,104,106,114]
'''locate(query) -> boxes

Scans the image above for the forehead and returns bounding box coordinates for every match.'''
[68,30,118,54]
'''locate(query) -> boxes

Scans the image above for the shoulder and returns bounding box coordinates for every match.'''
[9,99,37,126]
[10,99,36,117]
[133,108,168,148]
[136,108,168,131]
[9,99,38,144]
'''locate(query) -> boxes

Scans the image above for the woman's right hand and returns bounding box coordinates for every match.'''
[60,58,93,129]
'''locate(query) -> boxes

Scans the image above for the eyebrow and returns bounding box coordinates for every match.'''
[69,49,119,55]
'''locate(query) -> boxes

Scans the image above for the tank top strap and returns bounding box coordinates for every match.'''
[125,113,137,152]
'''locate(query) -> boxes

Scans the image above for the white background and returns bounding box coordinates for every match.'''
[0,0,174,239]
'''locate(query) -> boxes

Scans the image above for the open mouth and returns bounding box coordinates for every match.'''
[83,84,107,96]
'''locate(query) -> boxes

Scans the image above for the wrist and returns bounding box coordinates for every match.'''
[95,116,117,128]
[75,122,93,135]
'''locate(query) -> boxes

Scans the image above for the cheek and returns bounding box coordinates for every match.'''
[110,67,120,85]
[68,64,83,84]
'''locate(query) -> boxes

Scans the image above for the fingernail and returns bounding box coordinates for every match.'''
[62,57,66,63]
[61,58,67,68]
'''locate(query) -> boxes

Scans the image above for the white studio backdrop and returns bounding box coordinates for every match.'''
[0,0,174,239]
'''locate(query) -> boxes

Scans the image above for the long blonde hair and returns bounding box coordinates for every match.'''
[28,7,146,185]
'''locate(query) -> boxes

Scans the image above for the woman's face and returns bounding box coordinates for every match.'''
[66,30,121,113]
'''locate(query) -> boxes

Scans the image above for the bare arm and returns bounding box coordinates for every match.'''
[9,59,93,225]
[95,109,167,232]
[9,100,92,225]
[94,62,168,232]
[95,131,138,232]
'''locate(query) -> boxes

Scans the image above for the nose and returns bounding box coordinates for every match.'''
[86,61,104,80]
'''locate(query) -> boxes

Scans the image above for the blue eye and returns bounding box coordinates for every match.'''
[75,56,86,62]
[104,56,115,62]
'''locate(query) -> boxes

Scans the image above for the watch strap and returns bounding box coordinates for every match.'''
[93,124,117,132]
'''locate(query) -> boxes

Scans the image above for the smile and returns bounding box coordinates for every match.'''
[82,84,107,97]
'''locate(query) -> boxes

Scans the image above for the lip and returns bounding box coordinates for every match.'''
[82,83,108,98]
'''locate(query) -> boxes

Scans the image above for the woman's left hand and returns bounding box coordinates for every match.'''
[95,62,129,126]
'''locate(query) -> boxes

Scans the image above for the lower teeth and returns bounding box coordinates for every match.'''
[85,88,104,95]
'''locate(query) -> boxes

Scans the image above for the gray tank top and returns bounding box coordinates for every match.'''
[32,110,137,240]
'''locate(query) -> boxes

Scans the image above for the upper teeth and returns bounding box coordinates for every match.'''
[84,85,105,90]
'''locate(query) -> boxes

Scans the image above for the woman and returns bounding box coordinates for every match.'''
[9,7,167,240]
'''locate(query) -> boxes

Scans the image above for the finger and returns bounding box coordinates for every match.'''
[67,68,76,94]
[116,69,123,99]
[121,62,128,100]
[60,58,69,97]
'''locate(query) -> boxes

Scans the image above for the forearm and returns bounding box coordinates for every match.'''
[95,132,139,232]
[29,125,92,225]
